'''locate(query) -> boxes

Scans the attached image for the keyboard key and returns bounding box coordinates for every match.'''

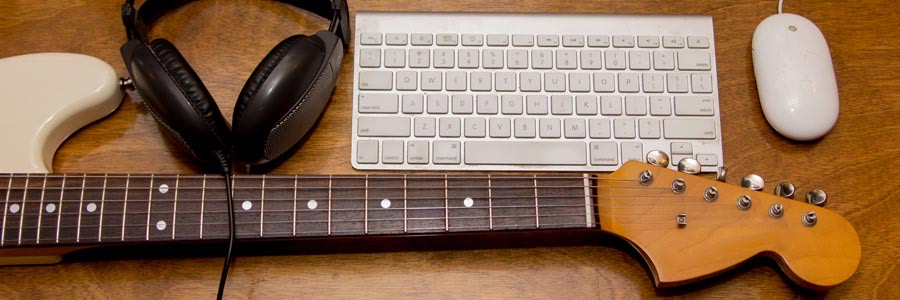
[575,95,598,115]
[439,117,461,137]
[612,35,635,48]
[671,142,692,154]
[462,34,484,46]
[483,49,504,68]
[618,73,640,93]
[358,117,410,137]
[649,96,671,116]
[433,141,461,164]
[489,118,511,137]
[564,119,586,138]
[691,74,713,93]
[507,50,529,69]
[663,119,717,139]
[532,50,553,69]
[470,72,492,91]
[409,49,430,67]
[526,95,549,115]
[396,71,417,91]
[512,34,534,47]
[495,72,517,92]
[466,141,587,165]
[600,96,622,115]
[427,94,449,114]
[358,48,381,67]
[356,140,379,163]
[629,51,650,70]
[520,72,541,92]
[687,36,710,48]
[653,50,675,70]
[501,95,524,115]
[544,72,566,92]
[421,71,442,91]
[667,73,689,93]
[514,118,536,137]
[556,50,577,69]
[614,118,635,138]
[487,34,509,46]
[458,49,479,68]
[551,95,573,115]
[402,94,424,114]
[464,117,486,137]
[476,94,499,114]
[358,71,393,90]
[384,49,406,67]
[642,73,665,93]
[537,34,560,47]
[593,73,615,92]
[638,119,660,139]
[539,118,562,138]
[563,35,585,47]
[581,50,602,69]
[385,33,408,45]
[589,119,611,138]
[697,154,718,166]
[436,33,458,46]
[674,96,715,116]
[587,35,610,47]
[605,50,626,70]
[678,51,711,70]
[359,93,398,113]
[360,33,382,45]
[433,49,455,68]
[382,140,404,164]
[637,36,660,48]
[446,71,467,91]
[589,142,617,165]
[451,94,474,114]
[569,73,591,92]
[662,36,684,48]
[621,142,643,162]
[625,96,647,116]
[414,117,436,137]
[407,141,429,164]
[411,33,433,45]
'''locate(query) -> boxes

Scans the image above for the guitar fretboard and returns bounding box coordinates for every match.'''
[0,174,596,247]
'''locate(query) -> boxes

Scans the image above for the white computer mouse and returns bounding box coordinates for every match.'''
[752,13,839,141]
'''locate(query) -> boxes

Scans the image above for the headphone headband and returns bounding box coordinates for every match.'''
[122,0,350,48]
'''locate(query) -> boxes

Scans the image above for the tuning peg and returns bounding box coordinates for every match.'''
[774,182,796,198]
[741,174,765,191]
[677,158,701,175]
[806,189,828,207]
[645,150,670,167]
[716,166,727,182]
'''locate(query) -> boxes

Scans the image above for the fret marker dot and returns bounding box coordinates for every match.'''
[158,184,169,194]
[45,203,57,213]
[86,203,97,213]
[381,198,391,209]
[9,204,20,214]
[307,200,318,210]
[464,197,474,208]
[156,220,167,231]
[241,201,252,211]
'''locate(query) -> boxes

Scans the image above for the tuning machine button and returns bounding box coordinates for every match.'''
[716,166,727,182]
[645,150,670,167]
[774,182,796,198]
[677,158,701,175]
[806,189,828,207]
[741,174,765,191]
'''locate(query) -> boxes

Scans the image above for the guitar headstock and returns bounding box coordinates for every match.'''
[599,161,860,289]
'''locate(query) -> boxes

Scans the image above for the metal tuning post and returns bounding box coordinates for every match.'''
[774,182,796,198]
[645,150,670,167]
[677,157,701,175]
[806,189,828,207]
[741,174,765,191]
[716,166,727,182]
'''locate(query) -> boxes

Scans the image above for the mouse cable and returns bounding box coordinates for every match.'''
[216,159,236,300]
[778,0,785,14]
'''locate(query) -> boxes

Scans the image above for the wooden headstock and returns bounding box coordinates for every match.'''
[599,161,860,289]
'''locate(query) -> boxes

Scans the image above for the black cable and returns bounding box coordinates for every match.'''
[216,158,234,300]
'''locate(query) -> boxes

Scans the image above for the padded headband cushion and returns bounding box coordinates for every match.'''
[126,38,232,169]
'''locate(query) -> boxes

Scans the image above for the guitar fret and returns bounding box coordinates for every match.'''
[146,174,154,241]
[260,175,266,237]
[200,174,206,239]
[98,174,108,242]
[55,175,67,243]
[121,174,129,241]
[292,175,298,237]
[364,174,368,235]
[171,174,179,240]
[327,175,332,236]
[76,175,86,243]
[1,174,11,246]
[444,174,449,232]
[488,174,493,230]
[36,174,47,244]
[403,174,407,233]
[583,174,592,227]
[533,174,540,229]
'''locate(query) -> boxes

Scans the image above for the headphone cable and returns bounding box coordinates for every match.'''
[217,166,236,299]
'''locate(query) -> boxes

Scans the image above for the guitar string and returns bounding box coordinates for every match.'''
[0,174,618,180]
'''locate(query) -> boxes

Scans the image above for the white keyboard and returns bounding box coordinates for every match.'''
[351,12,724,172]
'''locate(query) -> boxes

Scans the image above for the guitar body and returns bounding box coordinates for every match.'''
[0,53,123,173]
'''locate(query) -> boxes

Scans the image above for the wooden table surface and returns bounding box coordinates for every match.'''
[1,0,899,298]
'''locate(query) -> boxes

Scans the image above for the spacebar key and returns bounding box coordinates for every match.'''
[465,141,586,165]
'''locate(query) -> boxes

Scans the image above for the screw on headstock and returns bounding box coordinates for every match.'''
[774,182,796,199]
[703,186,719,202]
[769,203,784,219]
[671,178,686,193]
[802,211,818,227]
[736,195,752,210]
[741,174,765,191]
[806,189,828,207]
[638,170,653,186]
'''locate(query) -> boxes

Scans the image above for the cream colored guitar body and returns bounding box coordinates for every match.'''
[0,53,123,173]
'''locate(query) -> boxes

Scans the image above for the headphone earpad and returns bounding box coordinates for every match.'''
[232,32,343,170]
[124,38,232,170]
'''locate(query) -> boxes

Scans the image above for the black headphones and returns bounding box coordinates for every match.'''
[119,0,350,173]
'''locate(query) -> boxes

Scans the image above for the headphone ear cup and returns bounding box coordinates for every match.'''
[232,32,343,171]
[123,38,232,170]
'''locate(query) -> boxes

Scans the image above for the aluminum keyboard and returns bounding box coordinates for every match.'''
[351,12,724,172]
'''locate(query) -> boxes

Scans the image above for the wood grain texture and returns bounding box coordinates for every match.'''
[1,0,898,299]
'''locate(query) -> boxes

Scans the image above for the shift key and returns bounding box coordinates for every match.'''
[663,119,716,139]
[358,117,410,137]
